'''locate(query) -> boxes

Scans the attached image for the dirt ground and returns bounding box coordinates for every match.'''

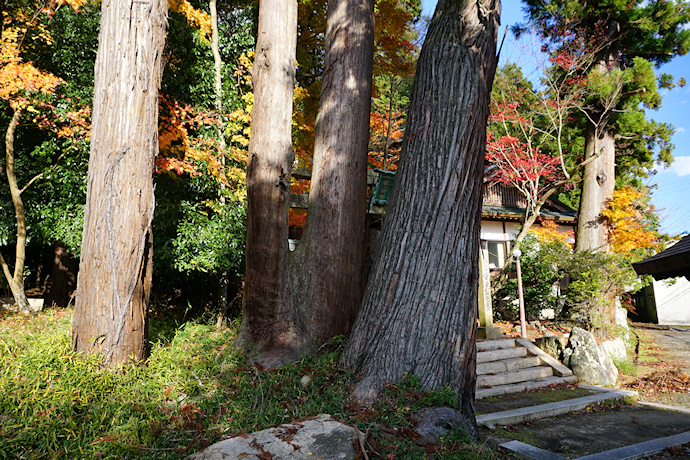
[480,323,690,458]
[622,324,690,408]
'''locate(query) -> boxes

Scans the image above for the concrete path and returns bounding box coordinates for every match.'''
[485,402,690,459]
[480,323,690,459]
[635,323,690,373]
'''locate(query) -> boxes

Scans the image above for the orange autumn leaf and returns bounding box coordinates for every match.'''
[530,219,575,248]
[602,186,659,256]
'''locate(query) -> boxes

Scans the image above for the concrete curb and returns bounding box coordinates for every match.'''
[576,430,690,459]
[501,431,690,460]
[637,400,690,414]
[477,387,637,428]
[500,440,568,460]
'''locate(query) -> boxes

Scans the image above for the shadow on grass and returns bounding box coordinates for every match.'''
[0,308,497,459]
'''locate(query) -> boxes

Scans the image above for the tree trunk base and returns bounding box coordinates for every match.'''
[2,290,36,315]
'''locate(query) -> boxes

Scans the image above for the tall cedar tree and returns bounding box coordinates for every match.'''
[289,0,375,351]
[72,0,168,366]
[522,0,690,252]
[342,0,500,426]
[242,0,298,361]
[242,0,375,364]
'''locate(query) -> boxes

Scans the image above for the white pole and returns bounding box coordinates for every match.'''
[513,248,527,339]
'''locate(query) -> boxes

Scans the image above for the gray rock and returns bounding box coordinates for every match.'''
[186,414,358,460]
[413,406,478,443]
[0,297,43,313]
[538,308,556,320]
[614,297,629,329]
[534,336,567,361]
[562,327,618,386]
[600,338,627,362]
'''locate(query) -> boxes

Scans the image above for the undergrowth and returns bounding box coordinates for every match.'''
[613,357,638,377]
[0,309,494,459]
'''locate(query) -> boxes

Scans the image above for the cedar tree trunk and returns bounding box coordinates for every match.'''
[342,0,500,422]
[290,0,375,349]
[72,0,167,366]
[241,0,298,362]
[576,121,615,252]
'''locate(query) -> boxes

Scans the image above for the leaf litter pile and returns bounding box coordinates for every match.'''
[623,370,690,394]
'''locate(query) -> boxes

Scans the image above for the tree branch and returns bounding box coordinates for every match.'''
[20,150,68,195]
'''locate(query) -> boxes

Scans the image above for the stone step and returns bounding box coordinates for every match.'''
[476,386,637,427]
[477,356,542,376]
[477,346,527,364]
[476,375,578,399]
[477,338,516,352]
[477,366,553,389]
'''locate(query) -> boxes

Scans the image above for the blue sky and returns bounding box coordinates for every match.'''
[420,1,690,236]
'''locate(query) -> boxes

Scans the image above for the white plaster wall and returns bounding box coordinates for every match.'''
[480,220,520,241]
[653,277,690,325]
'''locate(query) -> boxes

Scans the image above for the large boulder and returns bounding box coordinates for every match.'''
[562,327,618,386]
[600,338,627,363]
[186,414,358,460]
[534,336,567,361]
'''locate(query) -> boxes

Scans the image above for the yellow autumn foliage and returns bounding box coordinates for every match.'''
[530,219,575,248]
[168,0,212,42]
[1,23,64,108]
[58,0,88,12]
[602,185,658,256]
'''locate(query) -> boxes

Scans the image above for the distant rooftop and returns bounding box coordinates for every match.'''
[632,234,690,281]
[481,184,577,222]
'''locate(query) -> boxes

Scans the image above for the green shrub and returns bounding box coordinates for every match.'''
[493,234,569,320]
[493,234,638,330]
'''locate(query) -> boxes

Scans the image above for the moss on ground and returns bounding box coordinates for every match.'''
[475,386,597,415]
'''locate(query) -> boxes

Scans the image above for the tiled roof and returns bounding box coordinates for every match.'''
[481,205,577,221]
[481,183,577,221]
[632,234,690,280]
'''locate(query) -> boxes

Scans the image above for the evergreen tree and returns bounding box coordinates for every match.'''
[520,0,690,251]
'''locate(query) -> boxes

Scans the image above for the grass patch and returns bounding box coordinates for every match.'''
[613,357,638,377]
[0,308,495,459]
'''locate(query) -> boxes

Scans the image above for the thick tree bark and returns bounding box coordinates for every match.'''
[342,0,500,424]
[289,0,375,349]
[1,108,31,315]
[241,0,298,361]
[576,121,615,252]
[71,0,167,366]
